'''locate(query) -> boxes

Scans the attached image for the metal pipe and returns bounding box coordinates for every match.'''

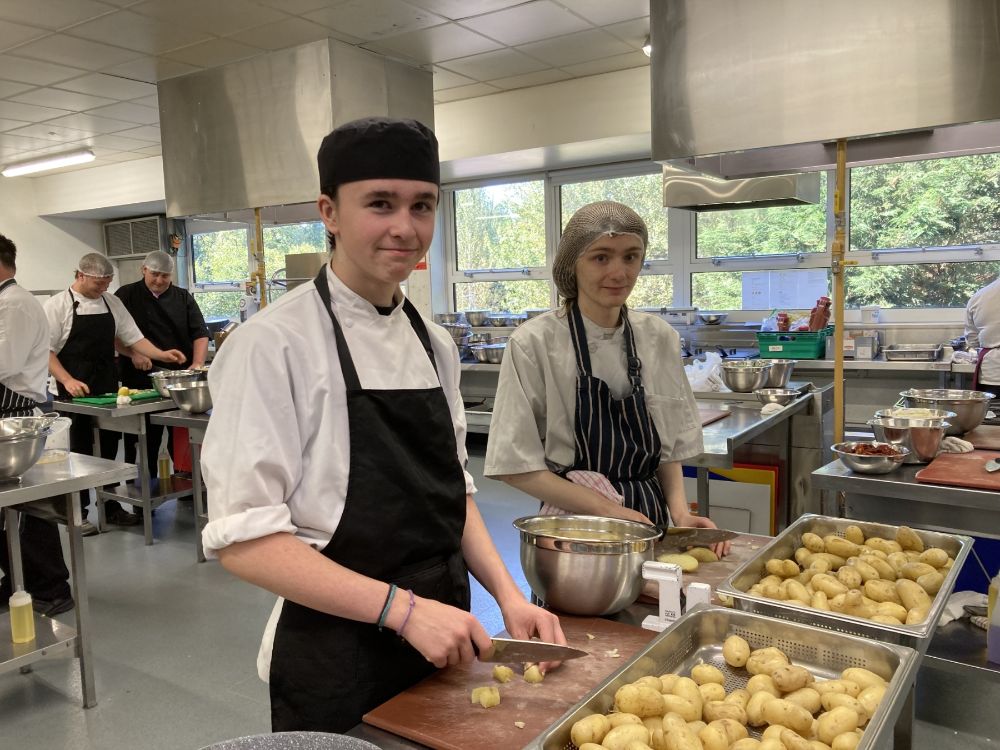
[252,207,267,309]
[831,140,848,443]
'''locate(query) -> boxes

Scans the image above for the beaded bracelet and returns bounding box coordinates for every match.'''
[397,589,416,640]
[377,583,398,631]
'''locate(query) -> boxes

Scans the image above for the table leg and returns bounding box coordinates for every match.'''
[892,682,914,750]
[66,491,97,708]
[137,418,153,546]
[696,467,710,517]
[3,507,23,590]
[192,442,206,563]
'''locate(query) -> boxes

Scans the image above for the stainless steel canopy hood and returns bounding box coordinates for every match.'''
[158,39,434,218]
[653,0,1000,207]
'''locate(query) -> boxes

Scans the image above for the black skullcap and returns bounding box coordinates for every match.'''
[317,117,440,191]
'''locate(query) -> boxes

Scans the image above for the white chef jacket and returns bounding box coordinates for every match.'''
[200,265,475,680]
[966,277,1000,386]
[0,281,50,402]
[43,288,144,353]
[484,309,703,477]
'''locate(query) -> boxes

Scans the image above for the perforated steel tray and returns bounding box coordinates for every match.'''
[526,604,918,750]
[883,344,943,361]
[717,514,972,647]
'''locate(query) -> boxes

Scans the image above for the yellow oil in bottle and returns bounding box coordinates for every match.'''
[989,573,999,622]
[10,590,35,644]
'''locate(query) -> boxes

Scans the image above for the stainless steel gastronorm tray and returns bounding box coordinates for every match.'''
[526,605,918,750]
[717,514,972,647]
[883,344,943,361]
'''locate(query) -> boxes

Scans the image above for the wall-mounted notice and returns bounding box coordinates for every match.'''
[742,269,829,310]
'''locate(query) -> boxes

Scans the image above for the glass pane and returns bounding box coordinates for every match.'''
[846,261,1000,308]
[262,222,327,273]
[692,269,831,311]
[192,229,249,283]
[453,280,550,313]
[560,173,668,260]
[691,271,745,310]
[851,154,1000,250]
[192,291,242,320]
[696,174,828,258]
[628,275,674,308]
[454,181,546,270]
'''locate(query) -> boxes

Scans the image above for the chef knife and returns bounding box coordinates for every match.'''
[655,527,740,550]
[476,638,589,663]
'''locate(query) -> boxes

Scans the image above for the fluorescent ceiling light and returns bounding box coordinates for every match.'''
[642,35,652,57]
[2,148,96,177]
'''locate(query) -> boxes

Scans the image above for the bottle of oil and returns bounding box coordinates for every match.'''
[988,569,1000,622]
[989,584,1000,665]
[157,446,171,481]
[10,588,35,644]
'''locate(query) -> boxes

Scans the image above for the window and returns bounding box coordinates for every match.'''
[846,261,1000,308]
[692,269,830,311]
[453,279,551,312]
[263,221,326,302]
[191,228,249,320]
[629,275,674,309]
[454,181,546,270]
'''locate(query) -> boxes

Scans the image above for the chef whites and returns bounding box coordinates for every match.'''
[0,278,48,416]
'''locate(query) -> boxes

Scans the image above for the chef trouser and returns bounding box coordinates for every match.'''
[69,415,124,514]
[122,418,172,480]
[0,513,71,602]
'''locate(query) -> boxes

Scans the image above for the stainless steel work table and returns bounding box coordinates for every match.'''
[54,398,193,544]
[1,453,136,708]
[150,410,210,562]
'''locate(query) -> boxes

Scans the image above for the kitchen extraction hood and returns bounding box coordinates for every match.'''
[651,0,1000,202]
[662,163,820,211]
[158,39,433,218]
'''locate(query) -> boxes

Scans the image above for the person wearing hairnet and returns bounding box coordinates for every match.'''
[486,201,728,556]
[115,250,209,479]
[201,117,564,733]
[44,252,187,529]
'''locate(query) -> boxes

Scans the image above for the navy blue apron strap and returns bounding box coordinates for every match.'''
[567,302,594,376]
[620,307,643,387]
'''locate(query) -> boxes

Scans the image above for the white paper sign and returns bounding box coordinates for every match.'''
[742,269,829,310]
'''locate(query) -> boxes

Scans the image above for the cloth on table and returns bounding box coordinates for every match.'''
[939,436,974,454]
[938,590,987,627]
[760,403,785,416]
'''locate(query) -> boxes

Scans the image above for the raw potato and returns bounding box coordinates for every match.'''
[766,558,801,578]
[784,687,822,714]
[895,579,932,611]
[698,725,729,750]
[916,571,944,595]
[835,566,863,590]
[524,664,544,684]
[760,725,785,741]
[873,602,908,623]
[870,615,903,625]
[601,723,651,750]
[918,547,949,568]
[747,674,781,697]
[794,547,814,566]
[759,740,786,750]
[712,718,749,744]
[699,683,727,703]
[895,526,925,552]
[725,689,751,709]
[662,725,700,750]
[688,721,707,736]
[900,562,937,581]
[772,665,814,693]
[470,686,500,708]
[811,574,849,599]
[809,743,833,750]
[571,714,612,746]
[857,684,886,719]
[663,713,689,733]
[905,606,930,625]
[579,745,604,750]
[688,547,720,563]
[820,693,866,720]
[609,714,644,728]
[657,553,699,572]
[813,680,861,698]
[761,698,815,735]
[702,701,748,725]
[692,662,726,686]
[492,665,514,683]
[863,579,901,604]
[841,668,886,691]
[846,558,879,583]
[731,740,762,750]
[746,691,775,726]
[660,674,681,693]
[831,733,860,750]
[672,677,705,710]
[817,707,859,746]
[662,695,700,722]
[860,555,897,581]
[844,525,866,545]
[810,591,830,610]
[802,532,826,553]
[633,676,664,692]
[615,685,665,718]
[824,535,860,560]
[746,647,790,676]
[865,537,903,555]
[782,580,812,605]
[781,728,812,750]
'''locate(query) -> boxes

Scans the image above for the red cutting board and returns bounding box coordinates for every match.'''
[363,616,656,750]
[699,408,731,427]
[963,426,1000,451]
[915,450,1000,491]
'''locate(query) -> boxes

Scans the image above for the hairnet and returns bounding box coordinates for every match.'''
[552,201,648,300]
[143,250,174,274]
[77,252,114,277]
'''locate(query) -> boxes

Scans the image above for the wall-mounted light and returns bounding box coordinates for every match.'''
[642,35,652,57]
[1,148,96,177]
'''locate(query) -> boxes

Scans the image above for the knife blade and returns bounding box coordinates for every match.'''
[655,527,740,550]
[477,638,589,663]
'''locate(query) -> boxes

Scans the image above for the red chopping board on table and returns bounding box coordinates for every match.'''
[699,408,731,427]
[915,450,1000,491]
[963,426,1000,451]
[363,615,656,750]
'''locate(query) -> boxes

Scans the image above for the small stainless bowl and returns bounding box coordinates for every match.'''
[463,310,490,327]
[434,312,465,325]
[166,381,212,414]
[441,323,472,342]
[468,332,492,345]
[486,313,512,327]
[766,359,797,387]
[0,431,50,481]
[721,361,773,393]
[698,312,728,325]
[150,369,204,398]
[832,441,908,474]
[475,343,506,364]
[754,388,800,406]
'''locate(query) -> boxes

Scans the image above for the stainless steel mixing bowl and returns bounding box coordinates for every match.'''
[900,389,995,434]
[721,361,773,393]
[832,441,908,474]
[513,515,661,615]
[463,310,490,327]
[698,312,728,325]
[869,417,949,463]
[765,359,797,387]
[754,388,800,406]
[434,312,465,325]
[150,369,203,398]
[167,381,213,414]
[0,431,49,481]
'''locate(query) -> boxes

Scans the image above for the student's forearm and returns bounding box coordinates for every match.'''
[192,337,209,367]
[496,470,651,524]
[48,352,74,386]
[657,461,692,521]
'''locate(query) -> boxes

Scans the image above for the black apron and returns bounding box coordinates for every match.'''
[0,279,38,417]
[269,270,470,733]
[565,302,667,525]
[55,290,118,398]
[117,283,196,389]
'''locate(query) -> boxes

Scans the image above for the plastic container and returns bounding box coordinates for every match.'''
[157,447,170,480]
[989,589,1000,665]
[10,589,35,643]
[756,326,833,359]
[989,570,999,622]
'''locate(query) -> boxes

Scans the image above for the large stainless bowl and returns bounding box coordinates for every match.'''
[0,430,50,481]
[900,389,995,434]
[166,381,212,414]
[754,388,800,406]
[698,312,728,325]
[150,369,204,398]
[721,361,773,393]
[766,359,797,387]
[463,310,490,327]
[486,312,512,327]
[832,441,908,474]
[471,343,505,364]
[869,417,948,464]
[0,415,56,441]
[513,515,661,615]
[434,312,465,325]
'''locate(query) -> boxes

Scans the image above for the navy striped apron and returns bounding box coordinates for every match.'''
[565,302,667,525]
[0,279,39,417]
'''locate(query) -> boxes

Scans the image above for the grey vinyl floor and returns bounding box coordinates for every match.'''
[0,443,990,749]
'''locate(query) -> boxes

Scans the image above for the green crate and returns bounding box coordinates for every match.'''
[755,326,833,359]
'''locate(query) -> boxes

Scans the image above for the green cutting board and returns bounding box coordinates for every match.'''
[73,389,162,405]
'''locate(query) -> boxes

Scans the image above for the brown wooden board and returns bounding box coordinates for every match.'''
[915,450,1000,491]
[363,616,656,750]
[699,408,731,427]
[963,426,1000,451]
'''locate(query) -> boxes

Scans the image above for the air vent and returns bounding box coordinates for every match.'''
[104,216,167,258]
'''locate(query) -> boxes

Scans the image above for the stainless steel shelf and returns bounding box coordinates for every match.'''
[0,616,77,674]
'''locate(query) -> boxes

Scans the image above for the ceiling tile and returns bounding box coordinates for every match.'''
[10,87,116,111]
[0,19,49,49]
[113,124,160,142]
[0,79,31,97]
[83,101,159,124]
[130,0,287,37]
[432,81,500,103]
[516,28,631,67]
[12,32,141,69]
[460,1,591,46]
[129,94,158,107]
[53,72,157,100]
[134,144,161,155]
[487,67,571,90]
[254,0,334,14]
[406,0,525,20]
[603,17,651,50]
[0,100,71,122]
[560,50,649,78]
[100,55,201,83]
[438,48,549,81]
[0,133,70,152]
[88,132,157,150]
[0,54,87,85]
[556,0,649,26]
[43,112,137,135]
[163,37,262,68]
[227,17,349,51]
[0,116,30,132]
[363,22,501,64]
[66,9,212,56]
[303,0,444,41]
[6,122,94,143]
[0,0,118,31]
[431,66,475,90]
